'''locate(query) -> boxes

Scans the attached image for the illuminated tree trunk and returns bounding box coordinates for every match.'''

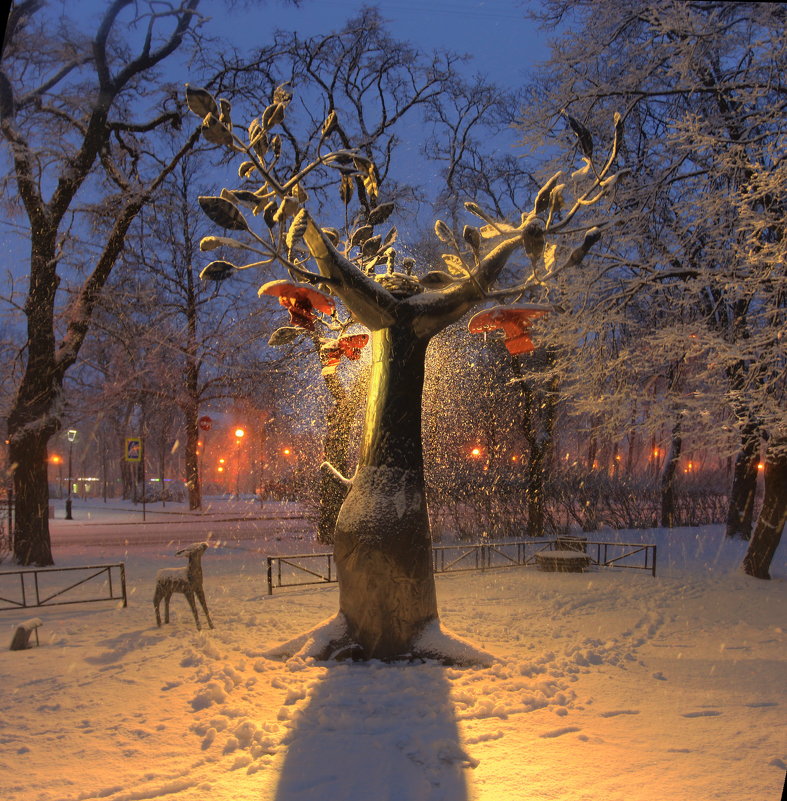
[332,323,437,659]
[742,446,786,580]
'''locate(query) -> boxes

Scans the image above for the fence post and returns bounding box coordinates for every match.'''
[267,557,273,595]
[651,545,657,577]
[120,563,127,607]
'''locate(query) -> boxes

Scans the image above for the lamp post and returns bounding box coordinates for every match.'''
[234,428,245,498]
[65,429,77,520]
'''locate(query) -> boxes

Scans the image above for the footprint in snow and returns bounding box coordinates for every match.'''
[540,726,581,738]
[599,710,640,718]
[682,710,721,718]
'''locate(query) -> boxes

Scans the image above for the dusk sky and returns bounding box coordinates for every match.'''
[215,0,551,88]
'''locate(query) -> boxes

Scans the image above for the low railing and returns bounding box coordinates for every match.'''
[0,564,127,611]
[265,539,656,594]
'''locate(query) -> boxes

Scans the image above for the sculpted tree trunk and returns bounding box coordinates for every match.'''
[333,324,435,657]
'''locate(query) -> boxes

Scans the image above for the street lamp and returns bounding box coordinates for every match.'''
[65,429,77,520]
[50,455,63,499]
[234,428,245,497]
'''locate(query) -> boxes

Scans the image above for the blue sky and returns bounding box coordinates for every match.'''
[216,0,551,88]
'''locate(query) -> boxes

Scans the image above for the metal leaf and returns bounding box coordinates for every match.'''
[462,225,481,252]
[322,109,338,137]
[238,161,257,178]
[185,85,218,118]
[199,260,236,281]
[350,225,374,247]
[199,236,247,251]
[441,253,469,276]
[361,234,383,257]
[367,202,395,226]
[268,326,302,347]
[382,226,397,249]
[434,220,452,243]
[201,114,233,147]
[198,196,249,231]
[286,209,308,252]
[533,172,563,215]
[564,112,593,158]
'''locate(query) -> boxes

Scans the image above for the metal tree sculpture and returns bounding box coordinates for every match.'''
[188,86,624,662]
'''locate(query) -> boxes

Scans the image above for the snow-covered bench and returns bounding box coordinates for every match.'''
[535,537,591,572]
[9,618,42,650]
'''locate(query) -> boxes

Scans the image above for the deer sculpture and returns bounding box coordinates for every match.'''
[153,542,213,630]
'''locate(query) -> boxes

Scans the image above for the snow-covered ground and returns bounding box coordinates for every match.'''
[1,498,785,801]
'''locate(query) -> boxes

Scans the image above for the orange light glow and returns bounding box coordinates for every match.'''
[283,448,291,456]
[757,462,764,471]
[235,428,245,439]
[219,458,225,464]
[217,466,224,473]
[50,454,62,464]
[471,447,481,457]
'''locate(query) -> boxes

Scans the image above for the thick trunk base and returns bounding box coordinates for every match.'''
[333,466,437,659]
[264,613,495,666]
[10,434,53,566]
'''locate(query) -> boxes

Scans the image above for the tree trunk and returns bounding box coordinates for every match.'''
[331,323,437,659]
[660,422,682,528]
[8,235,60,566]
[526,438,547,538]
[725,430,759,539]
[184,408,201,511]
[9,427,54,565]
[742,446,786,580]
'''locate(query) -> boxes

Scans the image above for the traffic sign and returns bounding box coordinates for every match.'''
[124,438,142,462]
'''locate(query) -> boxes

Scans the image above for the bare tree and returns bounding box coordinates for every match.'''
[1,0,204,564]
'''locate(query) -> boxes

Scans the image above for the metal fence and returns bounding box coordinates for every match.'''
[0,564,127,611]
[265,538,656,594]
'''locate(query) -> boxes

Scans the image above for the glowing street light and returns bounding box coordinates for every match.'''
[234,428,246,497]
[50,454,63,499]
[65,429,77,520]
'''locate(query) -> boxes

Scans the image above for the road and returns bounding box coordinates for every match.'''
[47,505,321,553]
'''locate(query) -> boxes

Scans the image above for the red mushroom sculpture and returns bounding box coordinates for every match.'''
[320,333,370,375]
[337,333,369,360]
[258,280,335,329]
[468,303,550,355]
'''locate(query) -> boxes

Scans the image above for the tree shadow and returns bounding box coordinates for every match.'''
[272,661,473,801]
